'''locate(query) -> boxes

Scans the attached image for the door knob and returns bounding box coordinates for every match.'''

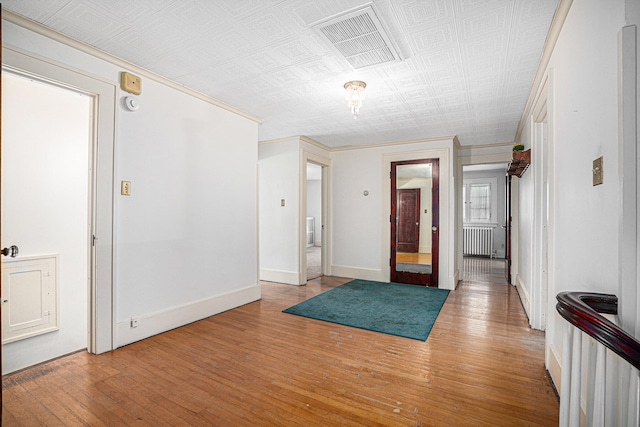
[431,226,437,232]
[1,245,19,257]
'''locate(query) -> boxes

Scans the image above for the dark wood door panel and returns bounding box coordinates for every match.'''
[397,189,420,253]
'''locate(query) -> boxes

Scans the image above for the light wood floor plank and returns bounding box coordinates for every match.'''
[2,258,558,426]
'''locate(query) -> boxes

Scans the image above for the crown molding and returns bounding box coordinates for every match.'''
[458,141,515,151]
[514,0,572,143]
[298,136,332,151]
[259,134,457,152]
[258,136,302,145]
[453,136,461,150]
[2,10,263,124]
[330,135,457,152]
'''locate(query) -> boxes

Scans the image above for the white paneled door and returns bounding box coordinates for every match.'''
[1,71,92,373]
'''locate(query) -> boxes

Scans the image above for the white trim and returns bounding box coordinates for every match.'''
[300,150,332,284]
[515,274,532,320]
[2,10,262,124]
[260,135,458,153]
[382,148,454,289]
[115,285,260,347]
[618,25,639,336]
[458,153,512,166]
[3,46,117,355]
[514,0,573,143]
[547,341,562,394]
[332,136,456,152]
[530,73,553,332]
[259,269,300,285]
[330,265,383,282]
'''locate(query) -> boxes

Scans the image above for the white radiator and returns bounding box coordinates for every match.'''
[463,225,494,257]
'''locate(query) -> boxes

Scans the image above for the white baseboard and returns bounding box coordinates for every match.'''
[547,342,587,423]
[547,342,562,394]
[260,268,300,285]
[331,265,383,282]
[515,274,531,320]
[115,284,261,348]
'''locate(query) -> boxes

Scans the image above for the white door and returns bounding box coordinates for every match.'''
[1,71,92,373]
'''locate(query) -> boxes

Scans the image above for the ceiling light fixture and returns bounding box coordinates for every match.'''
[344,80,366,119]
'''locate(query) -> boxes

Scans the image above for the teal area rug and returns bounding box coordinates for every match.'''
[283,279,450,341]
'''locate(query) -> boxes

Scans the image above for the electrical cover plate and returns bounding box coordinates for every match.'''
[121,72,142,95]
[593,157,603,186]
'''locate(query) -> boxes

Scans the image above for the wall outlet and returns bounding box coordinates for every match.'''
[130,318,139,328]
[121,181,131,196]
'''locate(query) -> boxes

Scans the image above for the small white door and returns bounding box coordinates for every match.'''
[1,71,92,373]
[2,256,59,343]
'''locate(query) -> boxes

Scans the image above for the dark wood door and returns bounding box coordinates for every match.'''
[506,175,512,283]
[390,159,439,287]
[396,189,420,253]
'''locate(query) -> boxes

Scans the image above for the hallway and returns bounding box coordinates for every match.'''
[3,260,558,425]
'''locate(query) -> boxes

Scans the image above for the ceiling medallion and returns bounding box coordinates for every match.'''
[344,80,366,119]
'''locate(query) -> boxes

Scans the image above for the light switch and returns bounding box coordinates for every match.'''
[593,157,603,186]
[121,181,131,196]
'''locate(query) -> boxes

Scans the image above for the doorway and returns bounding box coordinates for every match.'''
[390,159,439,286]
[301,151,330,284]
[1,71,92,372]
[2,47,116,372]
[306,162,322,280]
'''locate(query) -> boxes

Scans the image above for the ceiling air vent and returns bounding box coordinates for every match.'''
[311,5,402,70]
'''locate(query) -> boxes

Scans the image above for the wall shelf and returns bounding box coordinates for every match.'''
[507,149,531,177]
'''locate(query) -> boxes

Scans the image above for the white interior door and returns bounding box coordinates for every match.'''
[1,71,92,373]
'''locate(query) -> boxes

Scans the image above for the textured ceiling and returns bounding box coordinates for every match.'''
[2,0,560,148]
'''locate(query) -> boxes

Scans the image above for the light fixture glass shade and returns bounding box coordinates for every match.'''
[344,80,366,119]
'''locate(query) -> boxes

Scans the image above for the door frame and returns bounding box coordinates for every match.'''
[390,159,439,286]
[299,150,331,284]
[2,46,117,354]
[382,148,451,288]
[531,75,553,332]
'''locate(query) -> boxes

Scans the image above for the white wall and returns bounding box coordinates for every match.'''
[116,77,259,325]
[3,17,261,352]
[516,0,626,390]
[331,139,456,289]
[258,139,300,284]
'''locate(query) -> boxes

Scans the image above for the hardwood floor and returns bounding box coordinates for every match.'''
[396,252,432,265]
[2,260,558,426]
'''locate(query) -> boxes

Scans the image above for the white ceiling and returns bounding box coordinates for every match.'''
[3,0,560,148]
